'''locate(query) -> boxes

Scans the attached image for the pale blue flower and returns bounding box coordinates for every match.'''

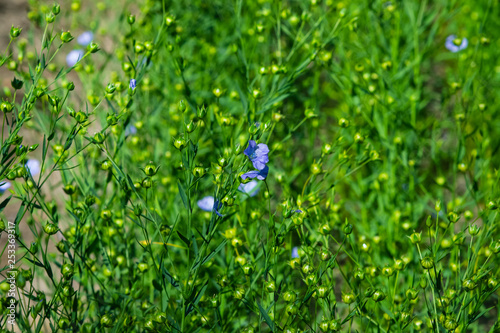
[197,196,223,217]
[130,79,137,90]
[25,159,40,176]
[292,246,299,258]
[0,181,11,194]
[77,31,93,46]
[445,35,468,53]
[66,49,84,67]
[244,140,269,171]
[241,165,268,181]
[238,180,259,197]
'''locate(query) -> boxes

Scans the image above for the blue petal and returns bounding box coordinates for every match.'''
[244,140,257,158]
[241,165,269,180]
[197,196,215,211]
[238,180,259,197]
[292,246,300,259]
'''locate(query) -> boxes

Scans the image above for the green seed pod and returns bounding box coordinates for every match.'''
[420,256,434,270]
[487,277,498,289]
[154,311,167,323]
[317,286,328,298]
[285,303,298,316]
[320,250,331,261]
[193,166,206,178]
[93,132,106,144]
[419,276,427,289]
[137,262,149,272]
[100,209,112,220]
[372,289,386,302]
[61,263,74,279]
[1,101,13,113]
[100,314,115,328]
[58,318,70,329]
[265,280,276,292]
[489,240,500,254]
[233,288,245,300]
[242,264,254,275]
[283,290,296,303]
[319,223,331,235]
[173,137,187,150]
[329,319,341,331]
[101,160,112,170]
[63,184,76,195]
[409,232,422,244]
[304,274,317,286]
[235,256,246,266]
[381,266,394,277]
[462,279,476,291]
[342,292,355,304]
[342,223,353,235]
[43,223,59,235]
[406,288,418,300]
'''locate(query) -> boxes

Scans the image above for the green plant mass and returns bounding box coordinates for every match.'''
[1,0,500,332]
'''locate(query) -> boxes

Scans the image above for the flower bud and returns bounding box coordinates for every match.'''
[52,3,61,15]
[11,77,23,90]
[469,224,480,236]
[128,14,135,25]
[342,223,353,235]
[10,26,22,38]
[489,240,500,254]
[93,132,106,144]
[88,42,100,53]
[435,200,441,212]
[409,232,421,244]
[60,31,74,43]
[45,13,55,23]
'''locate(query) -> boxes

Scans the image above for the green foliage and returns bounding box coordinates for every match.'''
[0,0,500,332]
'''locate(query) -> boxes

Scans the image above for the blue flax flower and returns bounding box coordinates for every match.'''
[77,31,93,46]
[241,165,268,181]
[197,196,223,217]
[238,180,259,197]
[244,140,269,171]
[292,246,300,259]
[445,35,468,53]
[130,79,137,90]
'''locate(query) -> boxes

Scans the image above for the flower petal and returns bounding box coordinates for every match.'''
[197,196,215,211]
